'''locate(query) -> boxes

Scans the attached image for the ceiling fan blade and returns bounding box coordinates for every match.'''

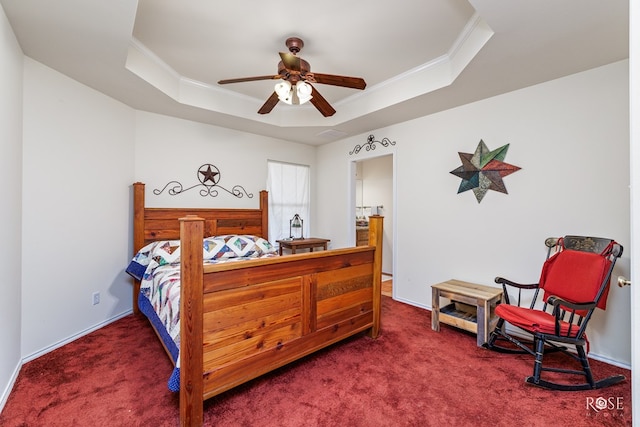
[218,75,280,85]
[257,92,280,115]
[308,73,366,90]
[279,52,300,71]
[309,86,336,117]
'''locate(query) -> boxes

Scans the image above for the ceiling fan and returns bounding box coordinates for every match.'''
[217,37,367,117]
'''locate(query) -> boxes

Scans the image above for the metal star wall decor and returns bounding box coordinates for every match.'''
[153,163,253,198]
[450,140,521,203]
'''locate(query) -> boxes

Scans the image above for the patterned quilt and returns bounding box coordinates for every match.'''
[126,234,277,391]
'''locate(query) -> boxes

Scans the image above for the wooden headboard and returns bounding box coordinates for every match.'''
[131,182,269,311]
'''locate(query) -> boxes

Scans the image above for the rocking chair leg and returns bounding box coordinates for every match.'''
[487,318,504,347]
[576,345,596,387]
[530,337,545,384]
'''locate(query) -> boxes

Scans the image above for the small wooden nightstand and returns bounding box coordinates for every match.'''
[431,279,503,347]
[276,238,330,255]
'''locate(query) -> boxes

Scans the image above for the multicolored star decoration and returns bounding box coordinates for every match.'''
[450,140,521,203]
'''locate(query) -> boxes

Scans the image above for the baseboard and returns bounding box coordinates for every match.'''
[22,309,133,363]
[589,352,631,370]
[391,295,430,311]
[0,360,21,415]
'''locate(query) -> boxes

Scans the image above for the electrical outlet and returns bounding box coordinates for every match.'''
[92,292,100,305]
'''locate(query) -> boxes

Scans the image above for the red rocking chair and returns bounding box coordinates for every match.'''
[485,235,625,391]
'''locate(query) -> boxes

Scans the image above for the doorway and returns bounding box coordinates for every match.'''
[352,154,395,297]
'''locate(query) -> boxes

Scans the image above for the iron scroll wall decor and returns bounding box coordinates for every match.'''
[349,134,396,155]
[153,163,253,198]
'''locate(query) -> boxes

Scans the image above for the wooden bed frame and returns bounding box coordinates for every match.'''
[132,182,384,426]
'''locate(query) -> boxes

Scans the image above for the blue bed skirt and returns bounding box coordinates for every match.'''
[138,293,181,392]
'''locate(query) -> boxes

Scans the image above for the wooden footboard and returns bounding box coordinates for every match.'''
[178,215,383,426]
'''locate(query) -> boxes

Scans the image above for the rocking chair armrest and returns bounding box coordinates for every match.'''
[546,296,597,312]
[547,296,595,337]
[494,277,539,290]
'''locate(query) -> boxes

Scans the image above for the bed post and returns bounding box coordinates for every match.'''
[179,215,204,427]
[132,182,145,315]
[259,190,269,240]
[368,215,384,338]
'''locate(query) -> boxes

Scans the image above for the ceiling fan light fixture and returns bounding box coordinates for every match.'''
[296,81,313,104]
[275,80,293,104]
[220,37,365,116]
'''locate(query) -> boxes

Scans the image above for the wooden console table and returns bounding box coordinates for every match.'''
[276,238,330,255]
[431,279,503,347]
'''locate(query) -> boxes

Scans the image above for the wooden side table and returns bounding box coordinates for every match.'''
[431,279,503,347]
[276,238,330,255]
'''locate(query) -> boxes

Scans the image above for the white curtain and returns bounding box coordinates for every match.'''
[266,161,310,242]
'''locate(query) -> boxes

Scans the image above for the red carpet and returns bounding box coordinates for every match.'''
[0,297,631,426]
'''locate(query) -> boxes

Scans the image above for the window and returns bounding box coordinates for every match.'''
[266,161,310,242]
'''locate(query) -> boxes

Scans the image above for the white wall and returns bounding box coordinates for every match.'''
[134,111,318,235]
[0,3,24,410]
[318,60,631,366]
[360,155,394,274]
[21,58,136,359]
